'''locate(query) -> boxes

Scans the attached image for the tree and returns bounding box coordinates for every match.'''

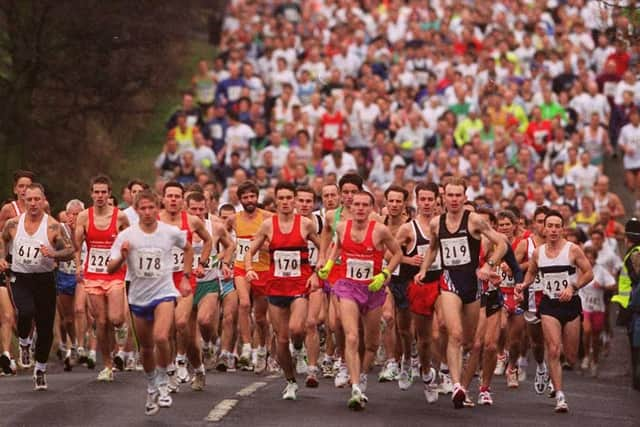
[0,0,205,204]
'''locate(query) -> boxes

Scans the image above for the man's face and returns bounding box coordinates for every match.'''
[444,184,465,213]
[25,188,44,216]
[276,189,295,214]
[66,205,83,228]
[163,187,184,214]
[240,191,258,213]
[340,183,359,208]
[385,190,406,217]
[130,184,144,199]
[14,177,32,201]
[534,213,546,236]
[91,183,111,208]
[187,200,207,220]
[351,194,373,221]
[136,198,159,225]
[497,217,515,238]
[590,233,604,251]
[544,216,563,241]
[296,191,315,216]
[416,190,436,217]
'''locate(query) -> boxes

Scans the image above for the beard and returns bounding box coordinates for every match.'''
[243,203,256,213]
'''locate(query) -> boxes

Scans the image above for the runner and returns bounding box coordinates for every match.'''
[107,189,194,415]
[229,180,273,372]
[245,181,321,400]
[185,191,233,372]
[0,170,34,230]
[395,182,442,403]
[415,177,507,409]
[0,183,75,390]
[158,181,212,390]
[74,175,130,381]
[515,210,593,413]
[318,191,402,410]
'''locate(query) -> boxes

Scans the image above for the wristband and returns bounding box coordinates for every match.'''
[184,272,192,279]
[382,267,391,279]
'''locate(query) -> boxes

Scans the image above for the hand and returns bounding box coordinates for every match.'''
[368,269,389,292]
[477,263,500,282]
[317,260,334,280]
[245,269,258,283]
[222,263,232,280]
[179,277,192,297]
[500,262,512,277]
[559,285,574,302]
[405,255,423,267]
[194,264,205,278]
[40,245,54,258]
[414,270,426,284]
[0,259,8,272]
[121,241,130,259]
[514,283,525,302]
[307,274,319,292]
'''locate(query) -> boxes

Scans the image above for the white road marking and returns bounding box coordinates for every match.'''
[236,381,267,397]
[206,399,238,422]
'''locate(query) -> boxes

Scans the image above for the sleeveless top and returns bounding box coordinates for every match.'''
[308,212,323,267]
[194,218,217,283]
[84,207,124,280]
[340,220,383,285]
[234,209,270,271]
[12,213,55,274]
[537,241,577,300]
[268,214,311,295]
[438,210,481,275]
[399,218,442,284]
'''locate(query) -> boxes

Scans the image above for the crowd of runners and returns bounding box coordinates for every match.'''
[2,0,640,418]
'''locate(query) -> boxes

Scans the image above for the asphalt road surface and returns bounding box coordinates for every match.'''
[1,325,639,427]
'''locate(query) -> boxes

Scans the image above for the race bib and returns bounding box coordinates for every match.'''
[134,248,163,279]
[87,248,111,274]
[227,86,242,101]
[14,238,43,266]
[171,247,185,272]
[308,242,318,266]
[324,123,339,139]
[531,272,543,291]
[346,258,374,281]
[500,268,515,287]
[583,293,604,312]
[542,271,570,299]
[440,237,471,267]
[58,260,76,275]
[235,238,258,262]
[273,250,301,278]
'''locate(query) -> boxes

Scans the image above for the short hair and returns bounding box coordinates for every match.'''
[544,210,564,226]
[476,207,496,225]
[590,228,604,238]
[443,176,467,192]
[13,170,34,185]
[185,183,204,194]
[218,203,236,214]
[237,180,259,198]
[26,183,46,196]
[163,181,184,196]
[127,179,148,191]
[134,189,159,207]
[274,181,297,196]
[90,174,112,191]
[186,191,206,205]
[65,199,85,211]
[338,173,363,191]
[496,210,517,224]
[414,182,440,198]
[534,206,550,219]
[353,191,375,205]
[384,185,409,201]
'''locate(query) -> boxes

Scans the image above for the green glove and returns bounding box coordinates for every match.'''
[368,268,390,292]
[317,260,335,280]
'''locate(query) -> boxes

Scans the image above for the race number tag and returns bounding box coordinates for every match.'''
[346,259,374,281]
[542,272,570,299]
[14,238,42,266]
[324,123,339,139]
[171,247,185,272]
[134,248,163,279]
[531,272,543,291]
[308,242,318,266]
[58,260,76,275]
[87,248,111,274]
[583,293,604,312]
[500,268,515,287]
[273,251,301,278]
[440,237,470,267]
[236,238,259,262]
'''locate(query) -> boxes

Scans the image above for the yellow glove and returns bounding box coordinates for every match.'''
[368,268,390,292]
[317,260,335,280]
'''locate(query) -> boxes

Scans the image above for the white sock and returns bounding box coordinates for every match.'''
[194,364,205,374]
[2,351,10,358]
[35,362,47,372]
[176,353,187,364]
[146,369,157,393]
[537,361,547,372]
[19,337,32,347]
[167,362,176,372]
[422,369,434,383]
[89,350,96,358]
[156,366,168,387]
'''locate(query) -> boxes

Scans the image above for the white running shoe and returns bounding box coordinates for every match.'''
[167,369,179,393]
[145,391,159,416]
[517,356,528,382]
[321,356,334,378]
[423,368,439,404]
[176,360,191,383]
[555,393,568,413]
[18,344,32,369]
[348,385,368,411]
[158,385,173,408]
[238,345,252,371]
[398,361,411,390]
[97,367,114,382]
[410,357,420,381]
[534,367,547,395]
[478,389,493,406]
[282,381,298,400]
[334,363,349,388]
[305,366,320,388]
[451,384,466,409]
[378,359,399,382]
[33,369,47,391]
[293,348,308,375]
[359,373,368,393]
[254,347,267,374]
[507,367,519,388]
[438,371,453,395]
[125,356,136,372]
[580,356,590,371]
[191,371,206,391]
[494,353,507,376]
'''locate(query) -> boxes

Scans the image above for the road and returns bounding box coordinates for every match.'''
[1,325,639,427]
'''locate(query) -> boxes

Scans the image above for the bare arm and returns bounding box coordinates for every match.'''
[117,211,130,232]
[519,248,539,289]
[471,213,507,265]
[416,216,440,280]
[192,216,213,263]
[303,217,322,250]
[245,221,270,271]
[0,204,14,232]
[571,244,594,290]
[514,238,529,271]
[45,221,75,261]
[380,225,403,274]
[319,209,335,261]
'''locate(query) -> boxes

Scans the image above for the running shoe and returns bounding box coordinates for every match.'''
[176,360,191,383]
[64,350,73,372]
[282,380,298,400]
[191,371,206,391]
[438,371,453,395]
[97,367,114,382]
[410,357,420,381]
[334,363,349,388]
[158,385,173,408]
[360,373,368,393]
[266,355,280,375]
[293,347,308,375]
[321,356,334,378]
[18,344,32,369]
[580,356,590,371]
[494,352,507,376]
[145,391,159,416]
[398,361,411,390]
[348,386,368,411]
[167,369,179,393]
[478,389,493,406]
[507,367,519,388]
[423,368,439,404]
[77,348,88,365]
[547,380,556,398]
[451,384,466,409]
[254,347,267,374]
[87,352,96,370]
[378,359,399,382]
[517,356,528,382]
[555,393,568,413]
[238,345,252,371]
[590,361,599,378]
[0,353,15,375]
[534,366,547,395]
[113,351,125,371]
[33,369,47,391]
[305,366,319,388]
[202,347,215,371]
[216,351,229,372]
[125,356,136,372]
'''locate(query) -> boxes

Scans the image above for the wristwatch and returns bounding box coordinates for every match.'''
[487,259,496,268]
[184,272,192,279]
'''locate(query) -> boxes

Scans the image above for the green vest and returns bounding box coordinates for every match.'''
[614,245,640,308]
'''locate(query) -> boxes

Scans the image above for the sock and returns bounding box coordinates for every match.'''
[194,364,205,374]
[351,383,360,391]
[114,325,128,346]
[440,362,449,373]
[556,390,565,399]
[146,369,158,393]
[59,342,67,351]
[537,361,547,372]
[35,361,47,372]
[19,337,32,347]
[167,362,176,373]
[242,343,252,353]
[176,353,187,364]
[89,350,97,359]
[156,366,168,387]
[422,369,434,383]
[2,351,10,358]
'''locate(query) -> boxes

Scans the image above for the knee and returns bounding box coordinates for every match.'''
[546,342,561,360]
[254,311,267,326]
[198,313,213,329]
[238,298,251,313]
[382,310,394,325]
[448,328,463,346]
[153,332,170,348]
[306,316,318,332]
[290,324,305,339]
[344,331,358,349]
[484,340,498,355]
[175,316,188,331]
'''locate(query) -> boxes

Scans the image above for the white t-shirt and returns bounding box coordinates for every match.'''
[619,123,640,170]
[225,123,256,168]
[111,222,184,306]
[579,264,615,313]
